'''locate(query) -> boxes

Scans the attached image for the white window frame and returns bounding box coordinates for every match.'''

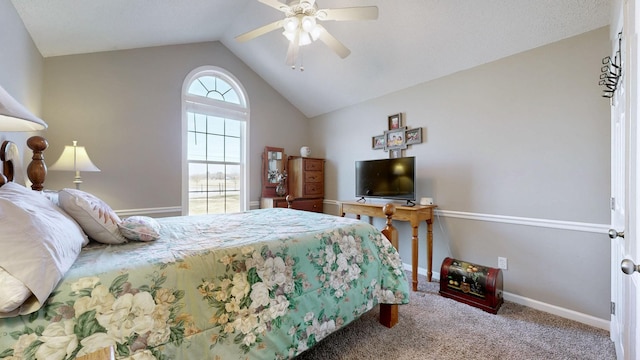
[181,66,250,215]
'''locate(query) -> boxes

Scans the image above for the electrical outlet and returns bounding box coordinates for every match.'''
[498,257,508,270]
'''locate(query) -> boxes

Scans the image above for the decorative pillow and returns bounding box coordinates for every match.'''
[58,188,127,244]
[118,216,161,241]
[0,182,88,317]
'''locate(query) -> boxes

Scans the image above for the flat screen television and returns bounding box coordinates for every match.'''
[355,157,416,204]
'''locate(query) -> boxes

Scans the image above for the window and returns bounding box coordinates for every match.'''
[182,67,249,215]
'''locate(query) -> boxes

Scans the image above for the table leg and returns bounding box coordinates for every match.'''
[427,219,433,282]
[411,222,419,291]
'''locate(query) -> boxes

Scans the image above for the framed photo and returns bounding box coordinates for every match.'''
[406,127,422,145]
[388,113,402,130]
[384,127,407,150]
[372,135,385,149]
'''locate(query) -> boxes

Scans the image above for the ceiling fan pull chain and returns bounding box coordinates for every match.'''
[300,48,304,71]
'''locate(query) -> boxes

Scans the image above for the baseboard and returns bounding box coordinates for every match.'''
[403,263,610,331]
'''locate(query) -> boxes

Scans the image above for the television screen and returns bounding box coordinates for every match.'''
[355,157,416,201]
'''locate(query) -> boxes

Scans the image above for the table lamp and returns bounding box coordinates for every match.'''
[49,140,100,189]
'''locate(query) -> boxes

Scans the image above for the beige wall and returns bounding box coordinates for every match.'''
[41,42,309,211]
[311,28,611,322]
[0,0,44,175]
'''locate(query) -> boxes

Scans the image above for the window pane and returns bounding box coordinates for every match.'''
[188,132,207,161]
[207,134,225,162]
[224,91,241,105]
[199,76,216,92]
[225,136,241,163]
[226,119,241,137]
[208,116,225,135]
[208,163,226,186]
[226,164,240,190]
[189,192,207,215]
[188,163,208,192]
[187,82,207,97]
[224,190,240,213]
[222,163,240,214]
[187,112,207,133]
[207,163,226,214]
[216,79,232,95]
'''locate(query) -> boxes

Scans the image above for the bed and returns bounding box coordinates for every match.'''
[0,136,410,360]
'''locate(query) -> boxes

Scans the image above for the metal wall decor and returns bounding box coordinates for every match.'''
[600,31,622,99]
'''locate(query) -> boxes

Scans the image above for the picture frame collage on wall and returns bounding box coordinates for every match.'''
[371,113,424,158]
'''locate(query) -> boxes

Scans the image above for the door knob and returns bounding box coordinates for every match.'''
[621,259,640,275]
[609,229,625,239]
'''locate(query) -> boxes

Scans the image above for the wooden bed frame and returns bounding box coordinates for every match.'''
[1,136,402,332]
[0,135,48,190]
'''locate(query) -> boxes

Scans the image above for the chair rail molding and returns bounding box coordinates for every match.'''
[324,199,609,234]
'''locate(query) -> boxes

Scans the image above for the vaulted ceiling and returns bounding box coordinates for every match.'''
[11,0,612,118]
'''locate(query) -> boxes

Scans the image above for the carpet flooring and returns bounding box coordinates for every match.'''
[296,274,616,360]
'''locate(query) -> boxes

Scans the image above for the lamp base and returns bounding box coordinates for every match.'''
[74,174,82,190]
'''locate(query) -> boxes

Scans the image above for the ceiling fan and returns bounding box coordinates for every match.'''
[235,0,378,70]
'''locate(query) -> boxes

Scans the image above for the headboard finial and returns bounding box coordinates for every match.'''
[27,136,48,191]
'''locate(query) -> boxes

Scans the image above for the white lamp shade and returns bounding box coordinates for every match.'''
[50,145,100,172]
[0,85,48,131]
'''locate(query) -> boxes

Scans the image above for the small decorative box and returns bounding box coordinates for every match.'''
[439,257,503,314]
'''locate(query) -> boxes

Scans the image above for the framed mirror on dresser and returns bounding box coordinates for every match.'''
[261,146,286,198]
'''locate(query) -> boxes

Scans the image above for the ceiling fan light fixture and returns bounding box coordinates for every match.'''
[309,26,321,41]
[301,16,316,32]
[283,17,299,32]
[299,32,312,46]
[238,0,379,68]
[283,29,295,42]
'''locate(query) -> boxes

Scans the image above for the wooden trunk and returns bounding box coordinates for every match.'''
[439,257,503,314]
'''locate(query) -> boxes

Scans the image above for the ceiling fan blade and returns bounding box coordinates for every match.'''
[317,6,379,21]
[257,0,289,11]
[235,20,283,42]
[286,32,300,66]
[315,24,351,58]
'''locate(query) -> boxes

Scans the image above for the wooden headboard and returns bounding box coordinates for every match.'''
[0,136,48,190]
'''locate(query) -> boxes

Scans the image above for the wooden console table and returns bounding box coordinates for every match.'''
[339,201,437,291]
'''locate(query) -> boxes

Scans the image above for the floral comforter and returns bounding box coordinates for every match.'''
[0,208,409,360]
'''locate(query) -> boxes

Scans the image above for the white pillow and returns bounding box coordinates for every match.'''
[0,267,32,313]
[0,182,88,317]
[58,188,127,244]
[118,216,161,241]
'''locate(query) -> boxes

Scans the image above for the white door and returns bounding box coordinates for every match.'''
[610,1,640,359]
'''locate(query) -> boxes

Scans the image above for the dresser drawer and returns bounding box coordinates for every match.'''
[274,199,288,208]
[304,183,324,196]
[291,198,323,213]
[261,197,288,209]
[304,171,323,183]
[304,159,324,172]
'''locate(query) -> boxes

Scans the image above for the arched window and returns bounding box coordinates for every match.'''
[182,67,249,215]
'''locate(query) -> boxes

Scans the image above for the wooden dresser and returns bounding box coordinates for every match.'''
[286,156,324,213]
